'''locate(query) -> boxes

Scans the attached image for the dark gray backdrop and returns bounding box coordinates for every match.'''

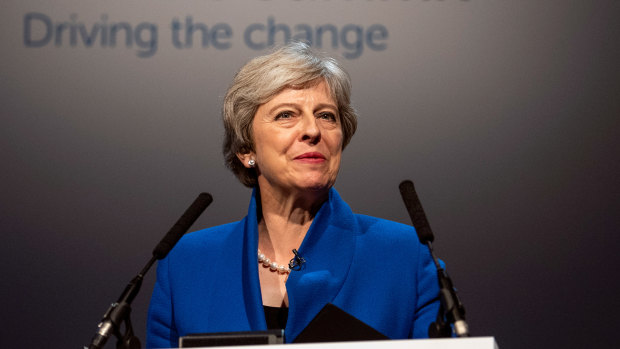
[2,1,619,348]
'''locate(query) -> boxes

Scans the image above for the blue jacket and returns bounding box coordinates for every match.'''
[146,188,440,348]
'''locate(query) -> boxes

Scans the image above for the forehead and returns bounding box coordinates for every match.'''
[265,80,336,106]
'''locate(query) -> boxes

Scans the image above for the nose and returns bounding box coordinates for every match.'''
[300,114,321,144]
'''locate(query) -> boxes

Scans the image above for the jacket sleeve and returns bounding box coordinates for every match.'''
[146,256,178,348]
[411,241,442,338]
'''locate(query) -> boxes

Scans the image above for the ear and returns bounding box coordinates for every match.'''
[236,152,256,168]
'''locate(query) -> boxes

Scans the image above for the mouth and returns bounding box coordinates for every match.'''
[294,152,326,162]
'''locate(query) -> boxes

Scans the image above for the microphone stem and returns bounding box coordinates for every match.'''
[87,192,212,348]
[425,241,469,337]
[425,241,443,270]
[139,256,157,278]
[399,180,469,337]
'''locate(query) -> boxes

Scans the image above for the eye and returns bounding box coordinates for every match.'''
[317,112,337,122]
[275,111,293,120]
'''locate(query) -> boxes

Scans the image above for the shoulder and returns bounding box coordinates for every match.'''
[353,214,421,244]
[327,189,423,258]
[350,213,426,265]
[168,220,244,260]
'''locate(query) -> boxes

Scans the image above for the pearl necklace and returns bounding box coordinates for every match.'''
[257,249,290,274]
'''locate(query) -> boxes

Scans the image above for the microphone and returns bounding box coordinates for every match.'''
[288,249,306,271]
[398,180,469,338]
[88,192,213,349]
[398,180,434,244]
[152,192,213,259]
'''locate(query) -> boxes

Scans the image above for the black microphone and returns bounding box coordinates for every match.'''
[288,249,306,271]
[88,192,213,349]
[152,192,213,259]
[398,180,434,244]
[398,180,469,338]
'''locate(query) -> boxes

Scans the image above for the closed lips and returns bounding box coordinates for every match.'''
[295,152,325,160]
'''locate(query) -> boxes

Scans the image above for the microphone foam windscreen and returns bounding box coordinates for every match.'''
[399,180,434,244]
[152,192,213,259]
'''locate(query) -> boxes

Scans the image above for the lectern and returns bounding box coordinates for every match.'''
[178,337,499,349]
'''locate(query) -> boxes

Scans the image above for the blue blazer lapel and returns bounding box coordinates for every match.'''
[284,188,357,342]
[240,188,267,331]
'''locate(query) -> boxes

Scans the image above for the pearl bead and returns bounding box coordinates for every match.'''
[257,249,291,274]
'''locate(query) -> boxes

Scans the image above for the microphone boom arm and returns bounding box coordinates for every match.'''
[86,192,213,349]
[398,180,469,338]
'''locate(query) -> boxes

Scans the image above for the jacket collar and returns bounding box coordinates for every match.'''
[239,187,358,341]
[240,187,264,331]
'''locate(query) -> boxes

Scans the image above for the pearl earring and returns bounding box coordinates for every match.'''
[248,159,256,167]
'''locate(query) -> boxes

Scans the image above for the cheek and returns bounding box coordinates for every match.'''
[328,138,343,170]
[254,131,294,168]
[331,153,342,174]
[331,134,344,174]
[329,130,344,155]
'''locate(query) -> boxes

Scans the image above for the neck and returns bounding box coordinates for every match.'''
[255,181,329,261]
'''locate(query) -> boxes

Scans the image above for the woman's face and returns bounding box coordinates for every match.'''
[243,80,343,195]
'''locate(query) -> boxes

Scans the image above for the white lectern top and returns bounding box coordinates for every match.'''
[176,337,498,349]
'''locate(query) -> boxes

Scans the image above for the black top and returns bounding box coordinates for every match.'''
[263,306,288,330]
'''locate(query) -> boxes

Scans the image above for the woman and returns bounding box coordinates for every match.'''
[146,42,440,347]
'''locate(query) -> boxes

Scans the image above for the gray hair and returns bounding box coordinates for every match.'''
[222,42,358,187]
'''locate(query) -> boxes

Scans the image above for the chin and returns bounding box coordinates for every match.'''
[296,178,335,193]
[304,184,331,193]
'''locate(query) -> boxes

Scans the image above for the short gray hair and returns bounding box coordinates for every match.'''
[222,42,358,187]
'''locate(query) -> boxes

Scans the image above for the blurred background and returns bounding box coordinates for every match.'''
[1,1,619,348]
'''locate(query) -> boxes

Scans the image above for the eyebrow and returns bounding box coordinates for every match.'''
[314,103,339,112]
[267,102,338,115]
